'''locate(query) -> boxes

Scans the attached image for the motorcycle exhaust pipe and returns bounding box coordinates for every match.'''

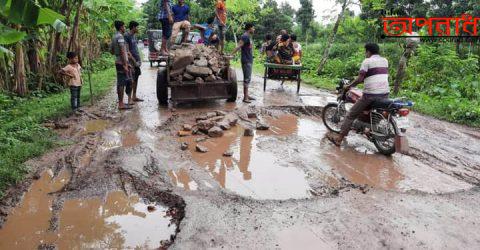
[395,134,409,154]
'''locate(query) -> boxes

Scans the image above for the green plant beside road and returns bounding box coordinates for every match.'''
[0,55,116,197]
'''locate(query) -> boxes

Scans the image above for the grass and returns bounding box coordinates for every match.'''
[0,65,116,197]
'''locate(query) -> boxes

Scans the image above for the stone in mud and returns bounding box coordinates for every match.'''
[196,115,208,121]
[187,65,212,76]
[183,124,193,131]
[247,112,257,119]
[178,130,191,137]
[194,57,208,67]
[183,73,194,81]
[215,110,227,116]
[196,144,209,153]
[208,126,224,137]
[170,67,185,77]
[180,142,189,150]
[228,118,238,127]
[208,57,218,67]
[244,128,254,136]
[54,122,69,129]
[197,120,214,132]
[191,127,200,135]
[147,205,157,212]
[209,116,225,122]
[195,137,207,142]
[256,121,270,130]
[195,77,205,84]
[223,150,234,157]
[218,121,231,130]
[205,74,216,82]
[206,112,217,118]
[172,54,194,70]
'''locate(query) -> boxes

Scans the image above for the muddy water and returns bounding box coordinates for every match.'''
[179,115,315,200]
[0,170,176,249]
[83,119,109,133]
[276,225,336,250]
[0,170,70,249]
[169,168,198,191]
[54,191,175,249]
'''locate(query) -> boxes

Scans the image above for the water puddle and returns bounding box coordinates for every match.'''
[84,119,109,134]
[54,191,176,249]
[322,148,404,190]
[179,115,314,200]
[169,168,198,191]
[0,170,176,249]
[122,131,141,148]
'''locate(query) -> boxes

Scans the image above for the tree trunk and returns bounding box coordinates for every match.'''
[14,42,27,96]
[316,0,347,75]
[26,37,44,90]
[393,42,418,95]
[67,0,83,58]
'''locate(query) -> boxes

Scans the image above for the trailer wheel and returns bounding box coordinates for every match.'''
[156,67,168,105]
[227,68,237,102]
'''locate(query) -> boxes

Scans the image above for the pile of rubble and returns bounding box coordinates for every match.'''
[169,44,229,84]
[177,110,271,154]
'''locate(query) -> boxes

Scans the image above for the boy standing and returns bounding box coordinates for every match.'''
[215,0,227,54]
[59,52,82,112]
[158,0,173,55]
[232,23,255,103]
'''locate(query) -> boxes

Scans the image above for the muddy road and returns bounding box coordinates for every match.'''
[1,57,480,249]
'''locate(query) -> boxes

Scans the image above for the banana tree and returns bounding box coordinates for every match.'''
[0,0,66,95]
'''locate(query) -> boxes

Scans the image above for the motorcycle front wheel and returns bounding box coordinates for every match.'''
[322,103,345,133]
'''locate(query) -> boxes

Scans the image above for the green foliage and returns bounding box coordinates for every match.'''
[0,54,116,197]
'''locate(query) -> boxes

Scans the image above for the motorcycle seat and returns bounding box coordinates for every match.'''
[370,99,402,110]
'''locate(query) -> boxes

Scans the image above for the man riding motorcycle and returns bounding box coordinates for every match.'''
[327,43,390,146]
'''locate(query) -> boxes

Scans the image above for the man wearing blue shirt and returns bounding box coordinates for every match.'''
[171,0,190,44]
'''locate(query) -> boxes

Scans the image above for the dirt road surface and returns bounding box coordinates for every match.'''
[1,56,479,249]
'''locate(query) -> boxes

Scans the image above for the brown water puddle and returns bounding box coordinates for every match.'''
[0,169,70,249]
[179,114,314,200]
[169,168,198,191]
[84,119,109,133]
[0,170,175,249]
[323,148,404,190]
[121,131,141,148]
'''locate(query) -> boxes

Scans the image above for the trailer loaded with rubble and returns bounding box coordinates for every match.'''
[156,43,238,105]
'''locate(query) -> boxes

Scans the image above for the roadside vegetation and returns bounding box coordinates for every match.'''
[0,0,142,196]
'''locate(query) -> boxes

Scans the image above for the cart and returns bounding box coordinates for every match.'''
[147,29,163,67]
[263,63,303,93]
[156,56,237,106]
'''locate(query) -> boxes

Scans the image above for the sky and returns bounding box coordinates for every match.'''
[134,0,361,24]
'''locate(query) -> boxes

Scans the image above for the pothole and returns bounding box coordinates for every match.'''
[171,108,473,198]
[0,168,182,249]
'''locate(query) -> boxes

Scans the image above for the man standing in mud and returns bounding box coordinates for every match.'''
[328,43,390,146]
[111,20,133,110]
[125,21,144,103]
[232,23,255,103]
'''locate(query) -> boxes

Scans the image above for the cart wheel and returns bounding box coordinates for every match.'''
[227,67,238,102]
[156,67,168,105]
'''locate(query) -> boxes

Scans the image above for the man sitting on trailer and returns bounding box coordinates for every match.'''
[171,0,191,44]
[273,34,294,64]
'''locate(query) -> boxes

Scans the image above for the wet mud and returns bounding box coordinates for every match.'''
[1,61,479,249]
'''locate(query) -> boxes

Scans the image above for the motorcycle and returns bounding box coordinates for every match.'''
[322,79,413,155]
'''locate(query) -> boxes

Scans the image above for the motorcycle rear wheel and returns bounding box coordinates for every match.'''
[372,119,397,155]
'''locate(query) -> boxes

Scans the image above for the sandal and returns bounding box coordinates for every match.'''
[242,99,252,103]
[326,133,342,147]
[133,98,144,102]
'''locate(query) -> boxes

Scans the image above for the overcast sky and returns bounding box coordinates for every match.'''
[135,0,360,24]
